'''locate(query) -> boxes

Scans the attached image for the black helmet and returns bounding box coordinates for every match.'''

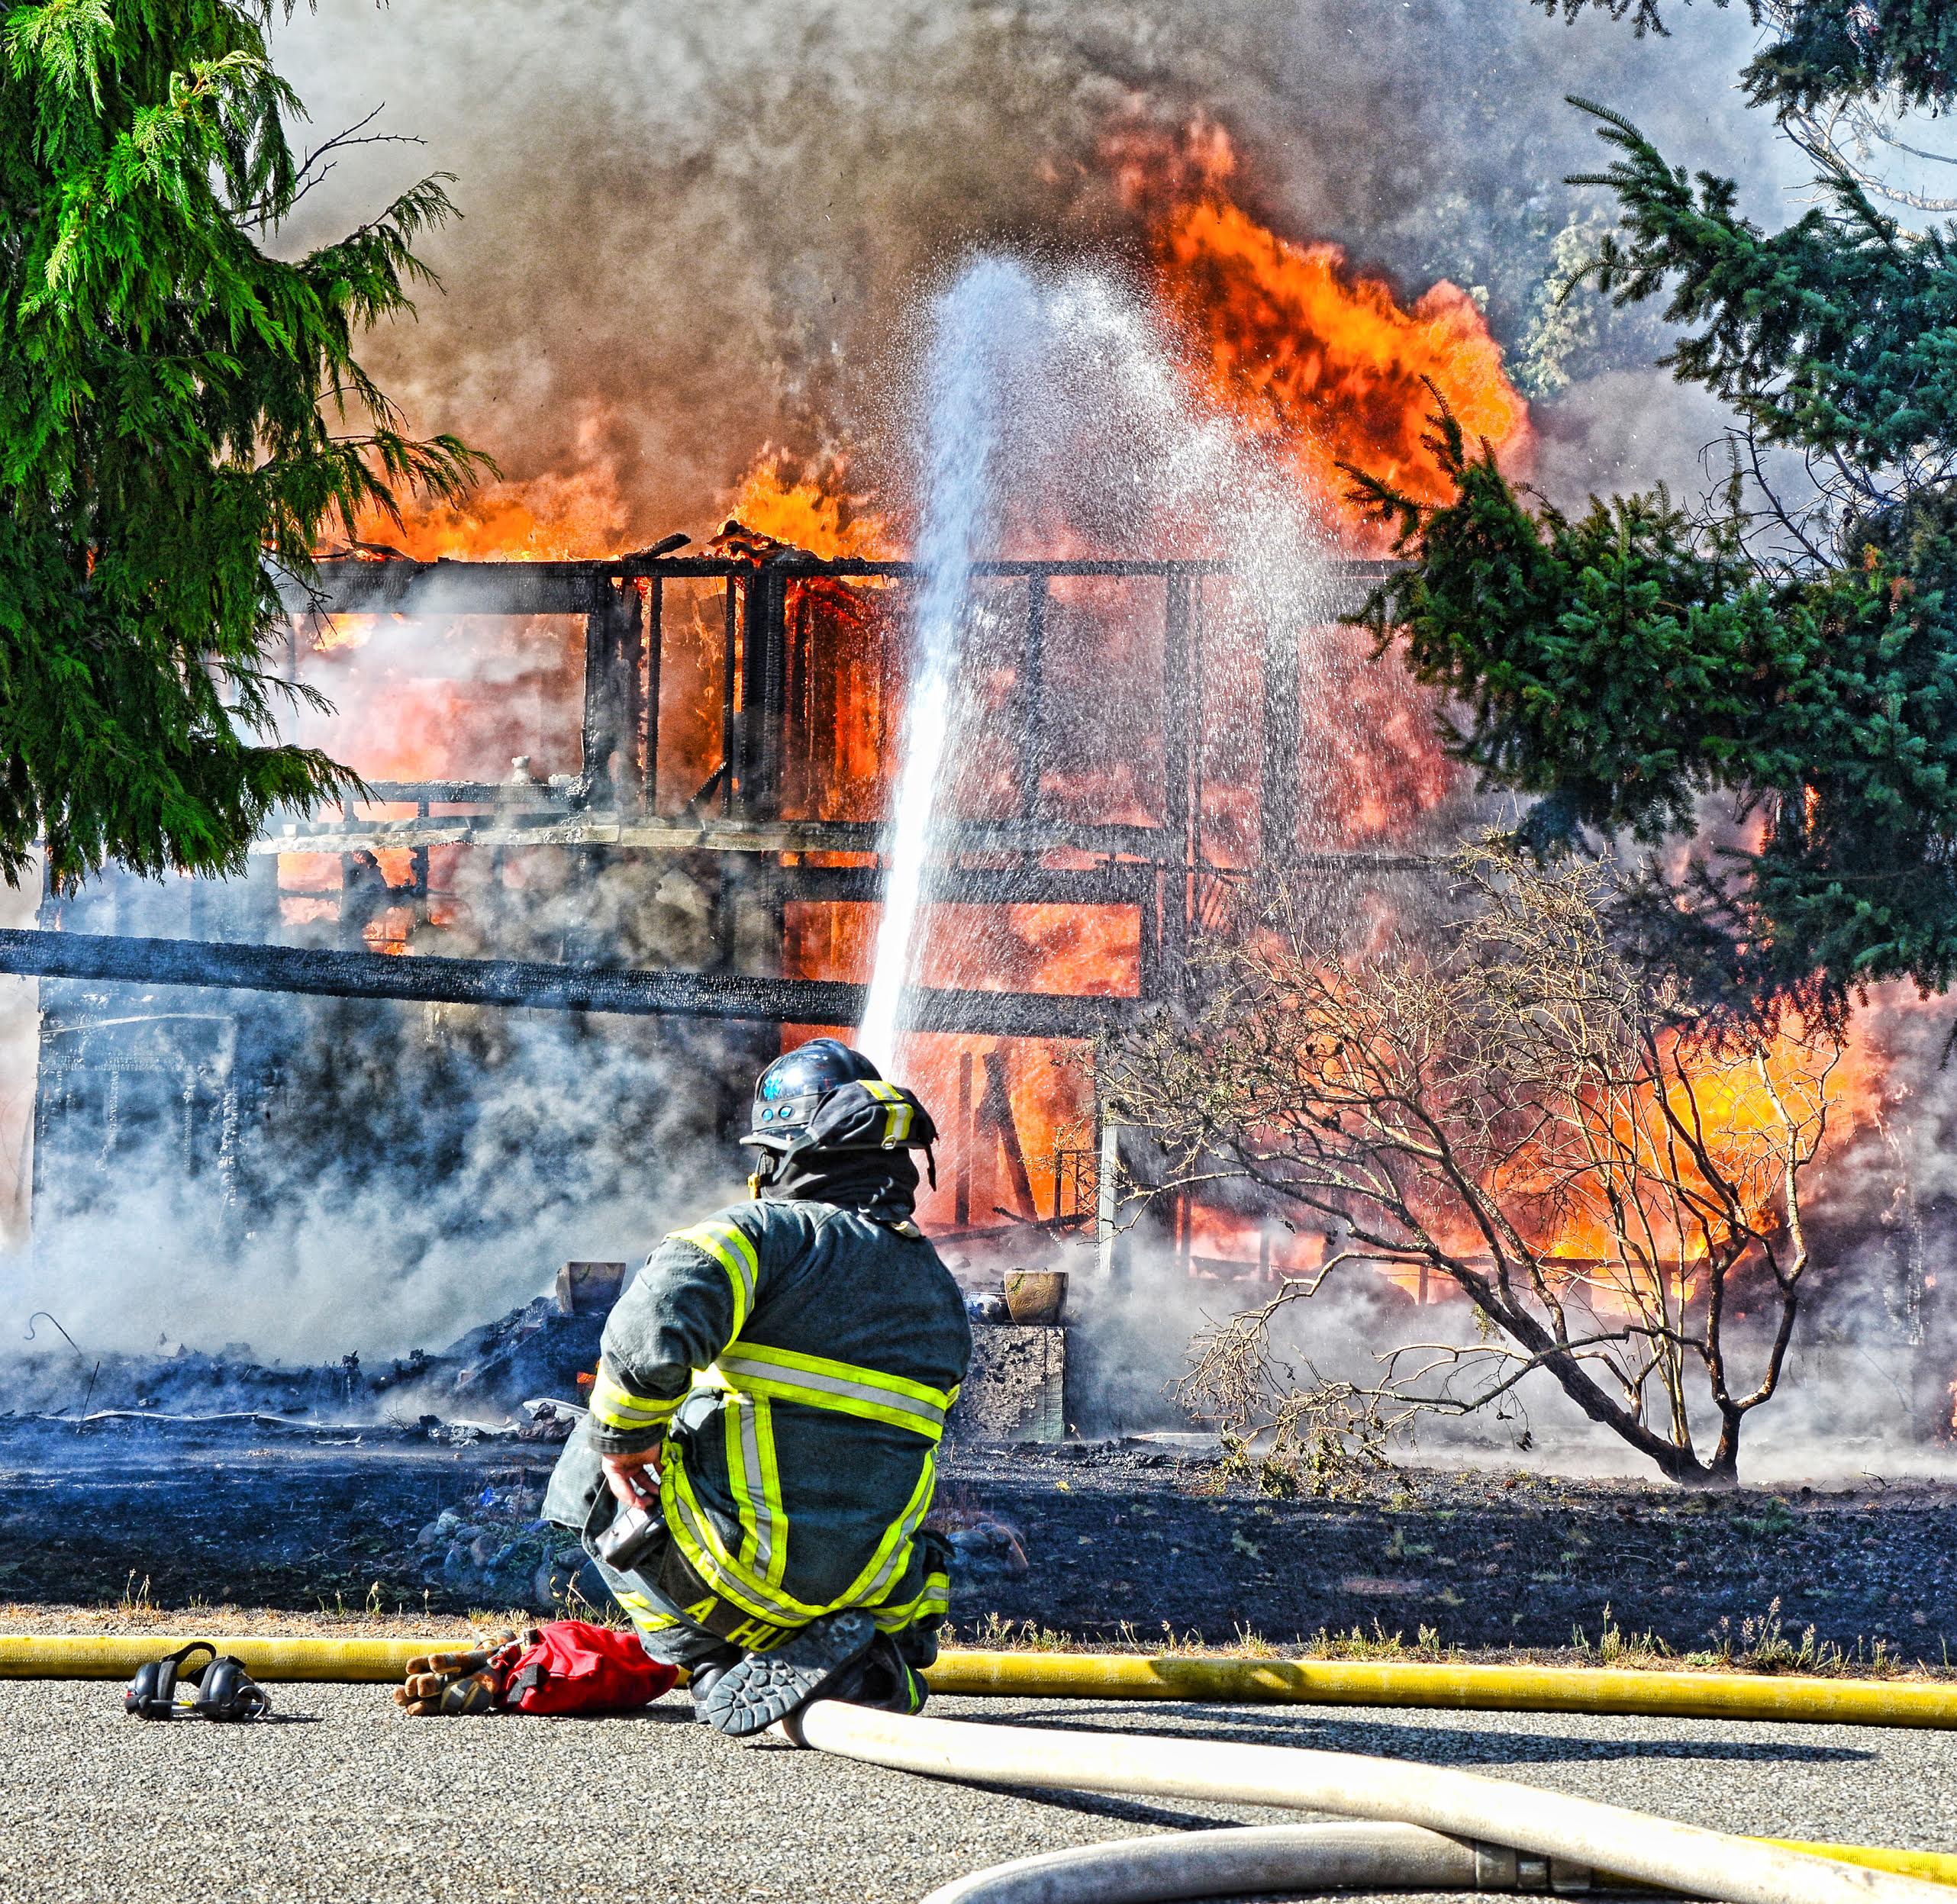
[743,1038,884,1152]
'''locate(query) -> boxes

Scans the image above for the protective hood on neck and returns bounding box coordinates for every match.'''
[761,1145,921,1225]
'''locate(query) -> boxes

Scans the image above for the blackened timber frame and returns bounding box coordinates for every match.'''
[286,553,1403,1009]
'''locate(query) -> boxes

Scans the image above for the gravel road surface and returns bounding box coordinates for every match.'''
[4,1683,1954,1904]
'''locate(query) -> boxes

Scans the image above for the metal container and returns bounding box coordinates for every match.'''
[1003,1269,1068,1326]
[555,1260,627,1317]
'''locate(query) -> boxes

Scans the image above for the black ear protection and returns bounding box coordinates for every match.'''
[193,1654,272,1721]
[124,1641,272,1722]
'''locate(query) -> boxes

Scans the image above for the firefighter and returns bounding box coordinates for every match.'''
[542,1038,972,1737]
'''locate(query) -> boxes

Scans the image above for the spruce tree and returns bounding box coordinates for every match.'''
[0,2,488,891]
[1349,2,1957,1011]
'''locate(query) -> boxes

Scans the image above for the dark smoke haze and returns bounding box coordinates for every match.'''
[23,1,1934,1484]
[274,0,1793,533]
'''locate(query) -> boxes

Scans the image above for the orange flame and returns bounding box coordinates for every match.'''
[358,464,631,563]
[724,451,896,561]
[1115,117,1528,549]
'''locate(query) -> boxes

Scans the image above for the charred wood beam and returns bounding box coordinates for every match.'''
[0,929,1132,1038]
[643,577,664,809]
[1158,572,1195,1003]
[294,559,611,616]
[740,566,788,819]
[1019,574,1046,818]
[292,556,1399,619]
[575,581,642,807]
[250,813,1184,861]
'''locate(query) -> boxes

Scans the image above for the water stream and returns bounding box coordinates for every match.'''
[858,257,1042,1068]
[856,256,1329,1077]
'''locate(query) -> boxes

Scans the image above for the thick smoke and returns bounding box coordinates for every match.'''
[270,0,1793,534]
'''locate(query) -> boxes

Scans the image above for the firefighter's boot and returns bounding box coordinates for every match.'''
[824,1632,929,1717]
[697,1609,876,1738]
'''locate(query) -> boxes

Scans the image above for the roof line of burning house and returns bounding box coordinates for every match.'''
[283,551,1401,617]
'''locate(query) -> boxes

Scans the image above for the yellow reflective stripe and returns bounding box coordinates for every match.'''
[665,1467,809,1628]
[712,1366,944,1441]
[669,1220,759,1336]
[861,1079,914,1145]
[724,1394,757,1574]
[589,1368,679,1434]
[843,1450,940,1609]
[614,1590,679,1634]
[722,1393,784,1586]
[728,1341,952,1412]
[661,1445,821,1626]
[713,1342,951,1439]
[754,1395,788,1589]
[873,1569,951,1632]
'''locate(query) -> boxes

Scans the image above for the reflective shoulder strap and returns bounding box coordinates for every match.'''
[712,1340,953,1441]
[667,1217,761,1336]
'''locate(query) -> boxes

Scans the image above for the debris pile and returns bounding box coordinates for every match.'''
[408,1297,605,1417]
[6,1293,607,1429]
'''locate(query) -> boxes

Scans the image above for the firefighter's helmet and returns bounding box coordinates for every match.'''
[743,1039,936,1157]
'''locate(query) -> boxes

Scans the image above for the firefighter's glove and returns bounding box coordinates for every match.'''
[394,1632,530,1716]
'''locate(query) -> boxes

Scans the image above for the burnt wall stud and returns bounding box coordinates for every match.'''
[740,565,790,820]
[642,578,664,813]
[1159,573,1194,1001]
[1260,615,1301,868]
[1020,573,1047,817]
[617,580,646,813]
[721,578,739,817]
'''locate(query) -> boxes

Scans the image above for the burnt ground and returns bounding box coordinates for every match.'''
[3,1416,1953,1664]
[944,1442,1957,1665]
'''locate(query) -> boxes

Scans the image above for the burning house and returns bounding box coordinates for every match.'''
[22,533,1418,1294]
[10,85,1954,1468]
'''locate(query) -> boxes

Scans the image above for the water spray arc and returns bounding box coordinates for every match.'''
[860,257,1046,1068]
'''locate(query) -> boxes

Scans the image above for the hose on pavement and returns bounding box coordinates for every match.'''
[914,1825,1957,1904]
[9,1632,1956,1900]
[787,1699,1954,1904]
[915,1822,1569,1904]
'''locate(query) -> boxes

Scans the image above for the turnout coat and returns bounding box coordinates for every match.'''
[546,1194,972,1651]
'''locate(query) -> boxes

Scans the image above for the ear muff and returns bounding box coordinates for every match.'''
[124,1641,215,1720]
[123,1643,269,1722]
[192,1656,271,1722]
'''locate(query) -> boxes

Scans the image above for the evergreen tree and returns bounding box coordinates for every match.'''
[0,1,488,891]
[1349,2,1957,1013]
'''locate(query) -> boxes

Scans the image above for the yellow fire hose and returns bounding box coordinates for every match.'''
[925,1649,1957,1728]
[10,1635,1957,1729]
[7,1634,1957,1896]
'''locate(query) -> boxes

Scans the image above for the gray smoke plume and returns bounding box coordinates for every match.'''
[4,2,1868,1423]
[270,0,1794,534]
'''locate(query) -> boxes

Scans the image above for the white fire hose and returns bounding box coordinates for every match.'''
[785,1700,1952,1904]
[914,1822,1615,1904]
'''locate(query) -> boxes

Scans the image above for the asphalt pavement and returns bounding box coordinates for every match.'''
[3,1683,1955,1903]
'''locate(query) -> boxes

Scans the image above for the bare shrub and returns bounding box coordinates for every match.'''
[1104,842,1846,1487]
